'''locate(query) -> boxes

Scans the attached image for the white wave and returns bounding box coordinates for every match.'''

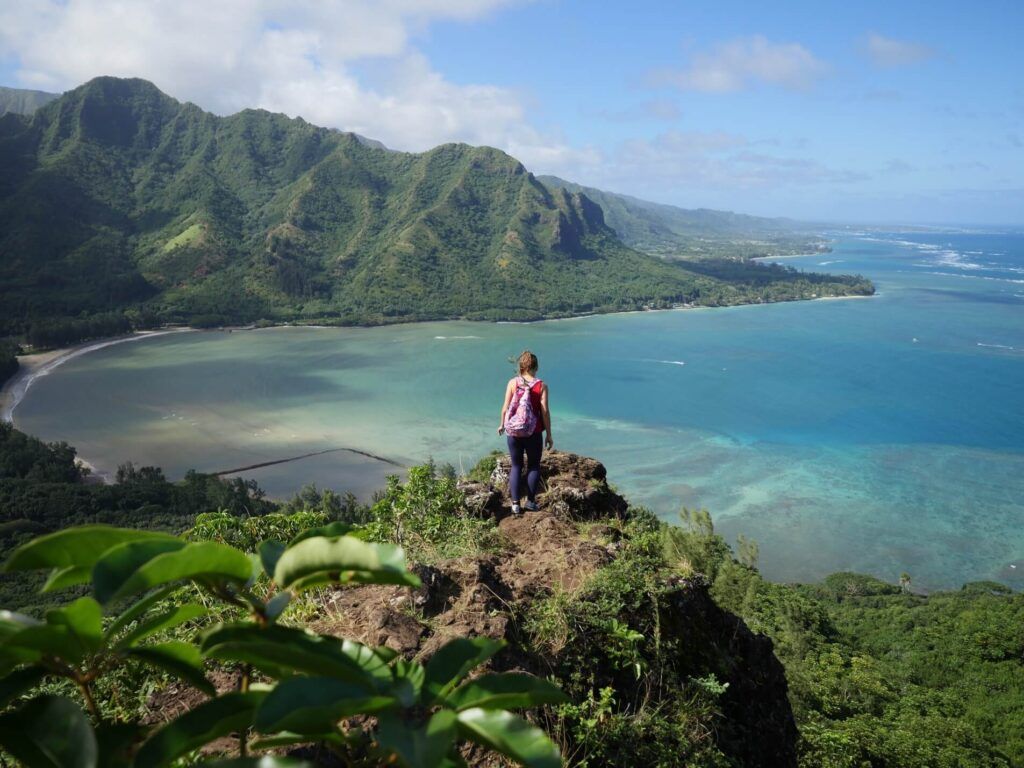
[934,250,982,270]
[817,260,844,265]
[977,342,1017,351]
[916,271,1024,284]
[434,335,481,340]
[643,359,686,367]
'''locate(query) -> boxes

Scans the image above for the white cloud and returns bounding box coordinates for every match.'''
[0,0,563,154]
[863,33,937,68]
[587,99,682,123]
[0,4,879,213]
[560,130,868,201]
[651,35,828,93]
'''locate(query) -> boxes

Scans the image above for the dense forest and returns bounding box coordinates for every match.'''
[0,342,17,386]
[0,77,871,348]
[0,422,274,611]
[0,427,1019,766]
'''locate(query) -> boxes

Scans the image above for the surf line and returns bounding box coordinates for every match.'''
[211,447,406,476]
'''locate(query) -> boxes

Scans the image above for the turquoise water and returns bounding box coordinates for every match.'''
[14,233,1024,588]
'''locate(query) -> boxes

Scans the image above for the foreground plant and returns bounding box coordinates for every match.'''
[0,522,566,767]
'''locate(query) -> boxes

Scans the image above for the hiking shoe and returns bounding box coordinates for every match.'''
[511,502,522,516]
[523,500,540,512]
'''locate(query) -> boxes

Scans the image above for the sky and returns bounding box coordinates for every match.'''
[1,0,1022,225]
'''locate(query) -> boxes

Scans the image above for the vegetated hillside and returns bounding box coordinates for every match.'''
[0,430,1019,766]
[0,85,59,116]
[539,174,830,260]
[0,427,1019,766]
[0,342,17,386]
[0,77,872,345]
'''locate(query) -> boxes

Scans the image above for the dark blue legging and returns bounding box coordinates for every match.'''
[507,432,543,502]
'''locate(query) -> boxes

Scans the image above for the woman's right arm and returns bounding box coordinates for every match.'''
[497,379,514,435]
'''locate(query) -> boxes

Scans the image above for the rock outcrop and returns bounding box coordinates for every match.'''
[312,451,798,767]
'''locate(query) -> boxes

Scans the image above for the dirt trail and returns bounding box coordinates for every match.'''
[313,451,628,657]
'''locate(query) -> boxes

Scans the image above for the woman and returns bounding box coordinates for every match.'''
[497,350,553,515]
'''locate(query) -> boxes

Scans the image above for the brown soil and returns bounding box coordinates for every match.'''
[312,451,626,658]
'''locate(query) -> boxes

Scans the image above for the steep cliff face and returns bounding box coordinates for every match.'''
[314,452,798,767]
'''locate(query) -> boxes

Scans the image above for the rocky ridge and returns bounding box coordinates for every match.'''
[313,451,798,767]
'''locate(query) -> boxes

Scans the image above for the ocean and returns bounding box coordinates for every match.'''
[12,231,1024,589]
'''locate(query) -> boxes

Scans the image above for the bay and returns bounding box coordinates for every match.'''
[13,232,1024,589]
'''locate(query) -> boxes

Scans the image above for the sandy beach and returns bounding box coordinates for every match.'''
[0,329,194,424]
[1,328,196,482]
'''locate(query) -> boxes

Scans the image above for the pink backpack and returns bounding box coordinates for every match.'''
[505,377,542,437]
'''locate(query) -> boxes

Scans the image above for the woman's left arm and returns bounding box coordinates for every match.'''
[498,378,514,435]
[541,384,553,449]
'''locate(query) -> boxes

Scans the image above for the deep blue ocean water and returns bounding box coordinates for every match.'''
[14,231,1024,588]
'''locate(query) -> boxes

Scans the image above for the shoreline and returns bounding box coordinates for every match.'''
[750,253,823,261]
[0,291,875,480]
[0,328,195,425]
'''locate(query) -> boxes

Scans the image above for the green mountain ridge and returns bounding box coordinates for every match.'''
[0,85,60,117]
[0,78,871,344]
[538,174,830,260]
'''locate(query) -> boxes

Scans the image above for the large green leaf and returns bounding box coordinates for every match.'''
[286,522,357,547]
[250,731,347,751]
[114,603,207,649]
[257,541,285,582]
[444,673,569,712]
[376,710,457,768]
[264,591,291,623]
[456,708,562,768]
[134,691,265,767]
[200,759,316,768]
[0,665,47,708]
[273,536,419,591]
[201,624,389,686]
[391,657,426,708]
[47,597,104,654]
[0,646,42,674]
[92,540,186,604]
[43,565,93,592]
[254,677,395,735]
[94,722,146,768]
[1,598,104,664]
[103,585,178,640]
[0,609,43,636]
[422,638,505,705]
[125,641,215,696]
[2,526,177,573]
[340,638,396,684]
[5,625,82,664]
[0,612,45,670]
[93,540,252,605]
[0,695,97,768]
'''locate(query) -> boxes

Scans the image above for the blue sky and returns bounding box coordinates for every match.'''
[1,0,1021,224]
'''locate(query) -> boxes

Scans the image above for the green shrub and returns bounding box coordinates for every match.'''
[465,450,503,485]
[0,522,568,767]
[365,462,504,562]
